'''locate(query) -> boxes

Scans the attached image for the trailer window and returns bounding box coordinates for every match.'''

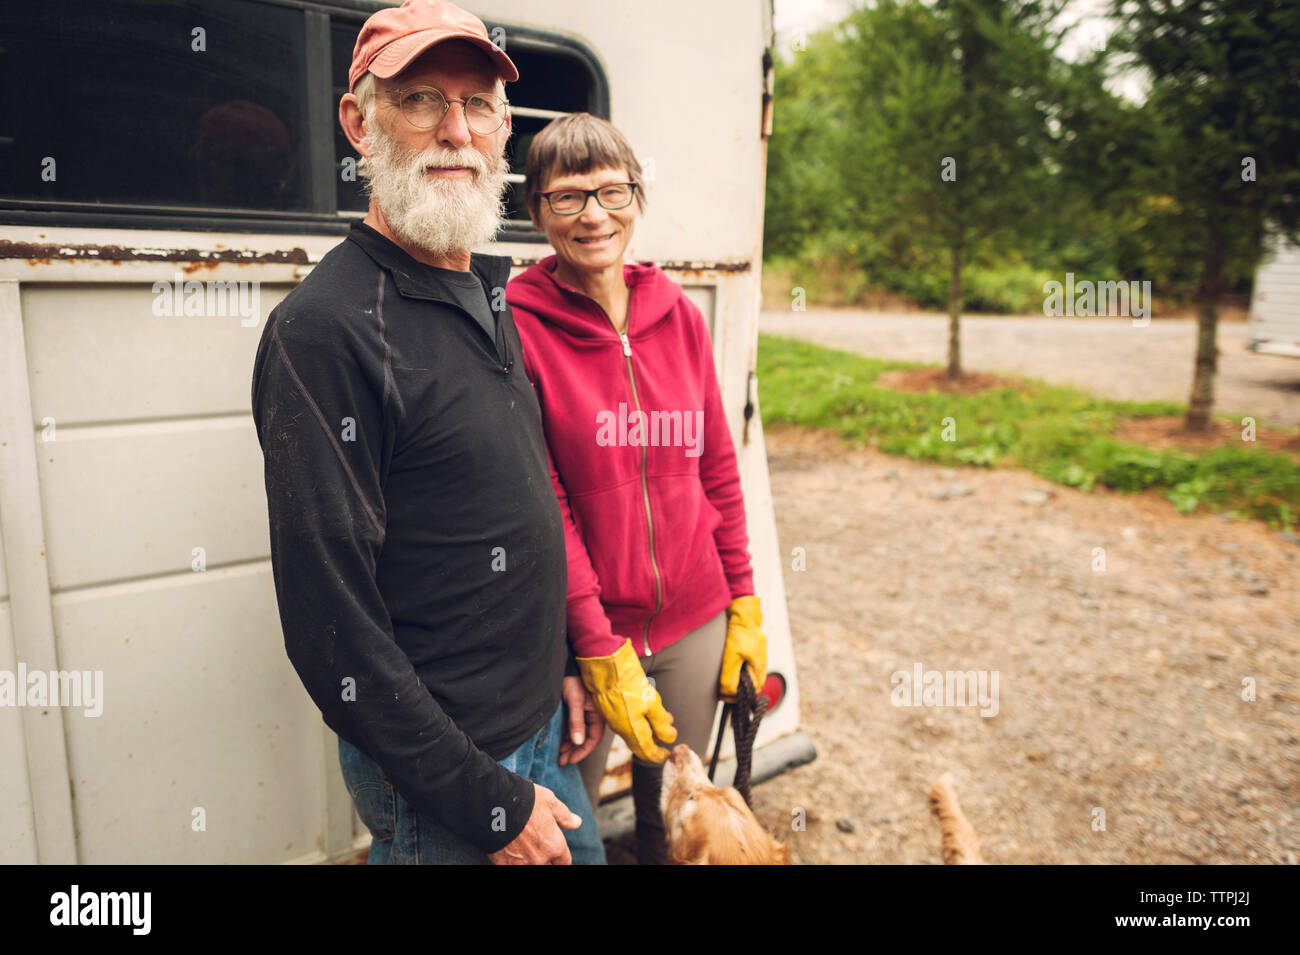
[0,0,609,238]
[0,0,312,215]
[497,43,606,225]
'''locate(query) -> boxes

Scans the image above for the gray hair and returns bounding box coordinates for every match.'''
[523,113,647,220]
[354,71,378,128]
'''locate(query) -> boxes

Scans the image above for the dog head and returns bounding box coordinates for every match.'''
[659,744,790,865]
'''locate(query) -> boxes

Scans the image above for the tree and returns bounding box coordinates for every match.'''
[1110,0,1300,430]
[843,0,1066,378]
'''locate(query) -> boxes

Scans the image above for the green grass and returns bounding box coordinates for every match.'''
[757,334,1300,531]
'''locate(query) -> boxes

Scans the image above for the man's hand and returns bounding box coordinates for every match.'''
[558,674,604,767]
[487,783,582,865]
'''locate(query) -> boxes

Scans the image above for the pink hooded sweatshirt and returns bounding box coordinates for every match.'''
[506,256,754,659]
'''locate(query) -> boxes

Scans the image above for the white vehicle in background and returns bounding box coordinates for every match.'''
[1248,236,1300,358]
[0,0,812,864]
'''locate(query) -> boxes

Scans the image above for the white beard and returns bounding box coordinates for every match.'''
[360,124,508,258]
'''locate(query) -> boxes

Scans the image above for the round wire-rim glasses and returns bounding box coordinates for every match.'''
[384,86,510,135]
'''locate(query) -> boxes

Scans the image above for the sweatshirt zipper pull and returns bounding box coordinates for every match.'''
[619,332,631,357]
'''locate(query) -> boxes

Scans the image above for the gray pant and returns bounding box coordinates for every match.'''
[578,609,728,864]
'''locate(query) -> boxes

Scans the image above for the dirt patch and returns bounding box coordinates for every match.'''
[1165,304,1251,323]
[1113,415,1300,460]
[745,425,1299,865]
[874,366,1031,396]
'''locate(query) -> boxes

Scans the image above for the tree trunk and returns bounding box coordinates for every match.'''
[1186,229,1227,431]
[947,242,963,380]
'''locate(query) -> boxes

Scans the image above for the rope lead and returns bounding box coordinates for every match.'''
[707,668,769,806]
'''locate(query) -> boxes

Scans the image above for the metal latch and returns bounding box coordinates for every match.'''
[743,370,758,444]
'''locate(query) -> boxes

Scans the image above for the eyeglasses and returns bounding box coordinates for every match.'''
[536,182,639,216]
[383,87,509,135]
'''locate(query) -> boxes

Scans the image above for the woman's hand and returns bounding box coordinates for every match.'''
[721,595,768,702]
[576,639,677,762]
[558,674,604,766]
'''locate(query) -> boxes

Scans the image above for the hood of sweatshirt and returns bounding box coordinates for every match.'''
[506,254,683,339]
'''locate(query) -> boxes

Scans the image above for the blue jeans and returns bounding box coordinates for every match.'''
[338,701,607,865]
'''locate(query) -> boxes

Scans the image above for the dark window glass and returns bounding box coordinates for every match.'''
[0,0,310,212]
[506,114,555,222]
[504,47,594,114]
[500,46,601,225]
[332,19,369,215]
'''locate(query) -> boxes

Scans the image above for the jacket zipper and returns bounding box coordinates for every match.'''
[582,292,664,656]
[620,328,665,656]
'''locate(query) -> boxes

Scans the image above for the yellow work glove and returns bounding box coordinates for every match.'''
[576,639,677,763]
[720,595,768,703]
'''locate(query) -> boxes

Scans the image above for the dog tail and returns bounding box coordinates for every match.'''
[927,773,986,865]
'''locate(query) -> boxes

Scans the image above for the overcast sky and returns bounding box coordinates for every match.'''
[774,0,1121,63]
[772,0,1141,96]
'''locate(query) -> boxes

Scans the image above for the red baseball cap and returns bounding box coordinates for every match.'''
[348,0,519,92]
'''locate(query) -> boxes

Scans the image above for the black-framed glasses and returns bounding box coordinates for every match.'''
[383,86,509,135]
[536,182,638,215]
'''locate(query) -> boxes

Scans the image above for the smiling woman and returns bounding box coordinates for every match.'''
[506,112,769,865]
[520,114,648,329]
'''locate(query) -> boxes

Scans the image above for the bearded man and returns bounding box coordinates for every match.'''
[250,0,606,866]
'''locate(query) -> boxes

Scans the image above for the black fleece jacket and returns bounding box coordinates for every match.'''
[250,221,568,853]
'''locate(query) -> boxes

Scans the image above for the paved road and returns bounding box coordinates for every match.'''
[760,310,1300,430]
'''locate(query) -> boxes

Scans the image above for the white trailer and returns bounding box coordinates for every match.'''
[0,0,810,863]
[1248,236,1300,358]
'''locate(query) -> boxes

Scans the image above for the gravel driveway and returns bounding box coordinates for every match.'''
[747,426,1299,865]
[760,310,1300,430]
